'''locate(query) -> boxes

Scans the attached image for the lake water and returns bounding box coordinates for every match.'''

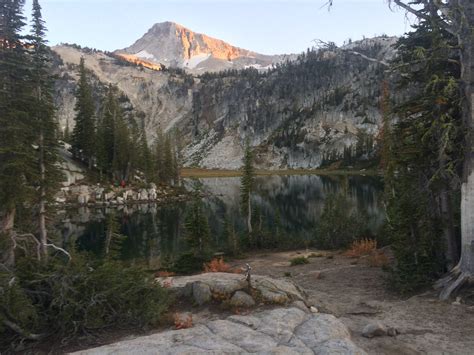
[58,174,384,268]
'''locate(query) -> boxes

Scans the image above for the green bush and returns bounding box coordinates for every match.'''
[314,193,368,249]
[1,255,171,349]
[171,252,210,275]
[290,256,309,266]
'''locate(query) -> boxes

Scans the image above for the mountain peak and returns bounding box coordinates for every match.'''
[115,22,284,73]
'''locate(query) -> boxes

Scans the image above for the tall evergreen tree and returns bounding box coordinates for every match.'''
[0,0,35,265]
[71,57,95,168]
[240,141,255,236]
[29,0,62,258]
[97,85,117,178]
[154,125,165,183]
[139,131,154,182]
[384,11,464,292]
[112,106,131,182]
[184,197,211,255]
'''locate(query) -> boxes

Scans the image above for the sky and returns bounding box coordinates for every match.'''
[23,0,415,55]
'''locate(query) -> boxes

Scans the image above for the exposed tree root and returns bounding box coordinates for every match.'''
[435,266,473,301]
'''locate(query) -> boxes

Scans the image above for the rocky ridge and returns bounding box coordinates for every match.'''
[52,34,397,170]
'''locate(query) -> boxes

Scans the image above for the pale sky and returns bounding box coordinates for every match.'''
[23,0,415,55]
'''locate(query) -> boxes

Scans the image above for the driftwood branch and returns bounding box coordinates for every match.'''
[16,233,41,261]
[45,243,72,261]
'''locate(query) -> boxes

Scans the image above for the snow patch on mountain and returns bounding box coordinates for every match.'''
[184,53,211,69]
[135,50,156,60]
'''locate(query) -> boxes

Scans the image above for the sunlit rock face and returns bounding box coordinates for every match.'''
[115,21,288,73]
[52,31,397,170]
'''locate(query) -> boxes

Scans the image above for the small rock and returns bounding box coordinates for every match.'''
[230,291,256,308]
[387,327,399,337]
[362,321,387,338]
[310,306,319,313]
[139,189,149,200]
[192,281,212,306]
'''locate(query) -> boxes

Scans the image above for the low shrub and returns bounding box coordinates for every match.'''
[156,271,176,278]
[172,252,210,275]
[345,238,378,257]
[174,313,193,330]
[1,255,171,350]
[290,257,309,266]
[314,193,369,250]
[203,258,233,273]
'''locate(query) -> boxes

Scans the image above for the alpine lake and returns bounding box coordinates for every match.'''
[57,174,385,269]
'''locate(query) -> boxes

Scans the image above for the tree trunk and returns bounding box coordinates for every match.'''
[458,0,474,276]
[39,130,48,259]
[247,191,252,235]
[0,209,16,266]
[440,187,458,269]
[438,0,474,299]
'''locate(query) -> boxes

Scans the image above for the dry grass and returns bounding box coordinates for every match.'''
[203,258,240,273]
[345,239,390,268]
[155,271,176,278]
[368,251,390,267]
[345,238,378,257]
[174,313,193,330]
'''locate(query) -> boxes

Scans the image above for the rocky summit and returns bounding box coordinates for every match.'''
[115,21,287,73]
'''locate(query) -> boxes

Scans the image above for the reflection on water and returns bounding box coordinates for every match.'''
[59,175,384,267]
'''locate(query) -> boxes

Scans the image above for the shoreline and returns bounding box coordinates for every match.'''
[181,168,382,178]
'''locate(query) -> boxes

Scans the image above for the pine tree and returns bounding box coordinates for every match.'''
[0,0,35,265]
[139,131,154,182]
[112,109,131,182]
[163,134,174,184]
[71,57,95,168]
[240,141,255,236]
[29,0,62,258]
[184,197,211,255]
[385,16,463,292]
[154,126,165,183]
[97,85,117,178]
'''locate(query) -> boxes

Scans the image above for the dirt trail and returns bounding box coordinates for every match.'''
[230,250,474,355]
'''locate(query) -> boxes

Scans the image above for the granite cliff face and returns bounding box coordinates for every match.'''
[52,33,397,170]
[115,22,286,73]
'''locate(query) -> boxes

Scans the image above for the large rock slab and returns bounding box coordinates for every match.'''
[73,307,366,354]
[157,272,307,306]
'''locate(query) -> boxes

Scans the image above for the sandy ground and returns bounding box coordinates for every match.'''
[229,250,474,355]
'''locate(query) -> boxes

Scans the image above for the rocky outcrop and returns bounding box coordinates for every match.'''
[56,183,188,206]
[157,272,307,306]
[73,307,366,354]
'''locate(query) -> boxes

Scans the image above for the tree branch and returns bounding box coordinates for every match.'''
[345,50,390,67]
[2,319,44,341]
[392,0,429,20]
